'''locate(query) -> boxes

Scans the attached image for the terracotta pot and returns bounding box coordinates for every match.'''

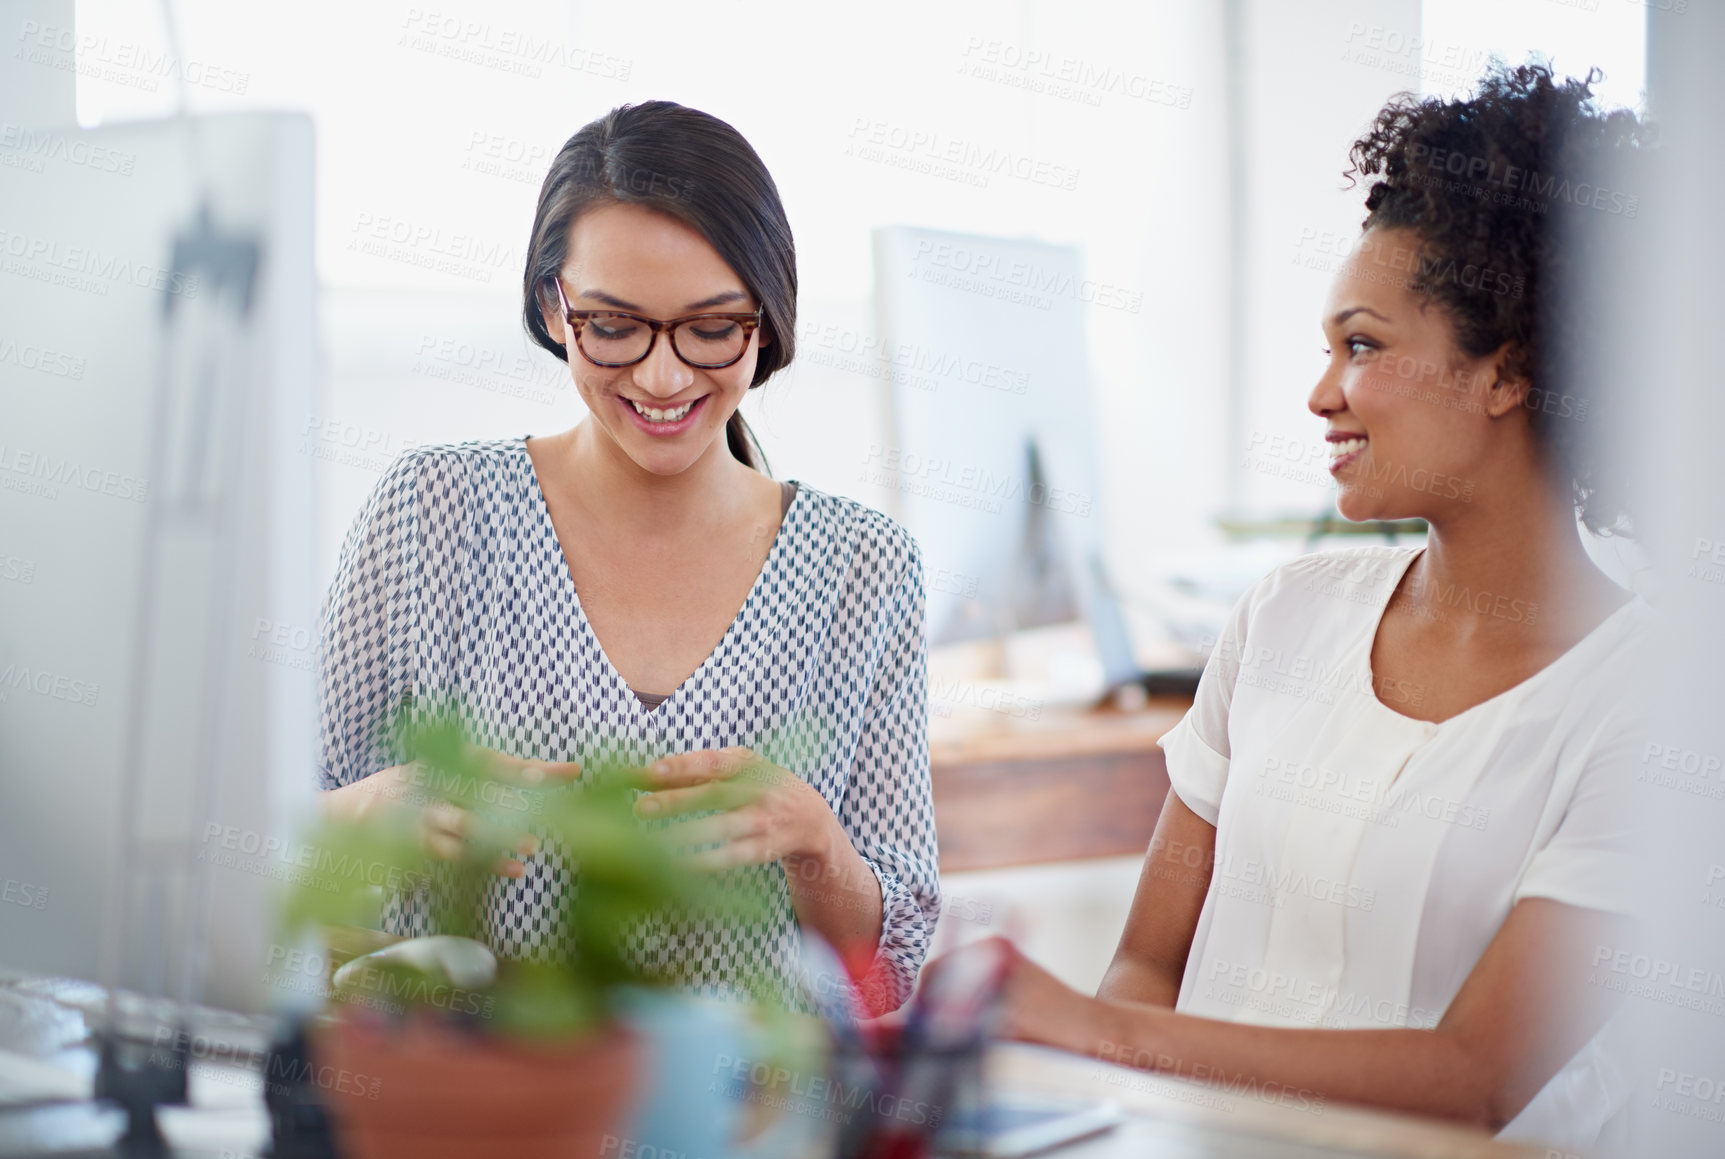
[311,1012,640,1159]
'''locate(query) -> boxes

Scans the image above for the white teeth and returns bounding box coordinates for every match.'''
[1329,437,1367,460]
[630,399,693,423]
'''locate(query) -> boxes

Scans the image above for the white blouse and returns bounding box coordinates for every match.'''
[1160,545,1649,1149]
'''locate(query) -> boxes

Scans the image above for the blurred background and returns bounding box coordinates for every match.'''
[43,0,1656,991]
[57,0,1650,639]
[0,0,1663,1030]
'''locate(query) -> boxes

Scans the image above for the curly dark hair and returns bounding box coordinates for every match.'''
[1345,62,1652,535]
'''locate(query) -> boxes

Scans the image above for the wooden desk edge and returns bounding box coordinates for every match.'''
[929,699,1191,766]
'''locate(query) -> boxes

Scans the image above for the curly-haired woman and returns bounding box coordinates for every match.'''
[992,64,1652,1149]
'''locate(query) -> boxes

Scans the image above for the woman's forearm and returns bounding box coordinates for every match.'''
[1096,957,1183,1008]
[1036,993,1501,1129]
[319,765,407,823]
[783,835,885,966]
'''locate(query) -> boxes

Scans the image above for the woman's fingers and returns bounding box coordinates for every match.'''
[634,749,820,871]
[660,807,762,853]
[483,752,583,786]
[423,801,468,860]
[645,747,759,788]
[422,800,541,876]
[362,751,567,877]
[635,777,759,819]
[685,834,781,871]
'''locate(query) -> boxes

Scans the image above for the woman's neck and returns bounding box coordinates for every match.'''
[1415,472,1623,642]
[545,418,757,535]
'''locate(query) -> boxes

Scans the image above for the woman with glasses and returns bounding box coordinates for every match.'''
[315,101,939,1016]
[984,64,1651,1152]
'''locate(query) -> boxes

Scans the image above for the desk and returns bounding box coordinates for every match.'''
[0,975,1553,1159]
[929,698,1191,872]
[987,1041,1546,1159]
[0,1046,1549,1159]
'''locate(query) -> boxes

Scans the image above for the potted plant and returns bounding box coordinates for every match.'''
[279,707,785,1159]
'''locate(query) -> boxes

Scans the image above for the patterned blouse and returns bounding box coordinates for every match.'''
[315,438,941,1014]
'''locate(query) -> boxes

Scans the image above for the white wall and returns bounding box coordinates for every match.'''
[62,0,1650,601]
[67,0,1235,595]
[1232,0,1423,516]
[940,857,1146,993]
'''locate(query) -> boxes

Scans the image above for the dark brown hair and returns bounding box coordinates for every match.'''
[1346,62,1651,535]
[522,101,797,471]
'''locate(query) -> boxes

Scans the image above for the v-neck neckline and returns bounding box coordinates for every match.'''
[512,438,810,717]
[1358,546,1644,730]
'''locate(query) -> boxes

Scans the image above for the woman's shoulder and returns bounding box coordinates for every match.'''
[337,439,532,555]
[375,437,529,489]
[1268,542,1420,580]
[358,437,532,514]
[1240,544,1420,616]
[784,482,922,584]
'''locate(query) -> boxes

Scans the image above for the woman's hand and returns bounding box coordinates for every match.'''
[920,936,1122,1059]
[320,753,583,878]
[634,747,886,966]
[633,747,842,872]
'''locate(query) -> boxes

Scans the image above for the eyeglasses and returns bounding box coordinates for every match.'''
[548,277,763,370]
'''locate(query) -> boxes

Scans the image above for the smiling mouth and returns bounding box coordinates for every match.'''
[628,398,696,424]
[1327,435,1369,473]
[1328,436,1367,462]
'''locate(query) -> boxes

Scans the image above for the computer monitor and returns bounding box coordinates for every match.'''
[871,226,1137,687]
[0,111,318,1016]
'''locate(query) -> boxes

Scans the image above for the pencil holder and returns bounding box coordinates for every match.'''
[830,1022,986,1159]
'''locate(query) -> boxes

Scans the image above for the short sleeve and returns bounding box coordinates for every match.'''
[840,543,941,1017]
[315,456,424,790]
[1158,581,1256,826]
[1513,718,1643,915]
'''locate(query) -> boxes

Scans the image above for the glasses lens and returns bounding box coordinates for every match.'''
[578,314,652,364]
[671,316,750,367]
